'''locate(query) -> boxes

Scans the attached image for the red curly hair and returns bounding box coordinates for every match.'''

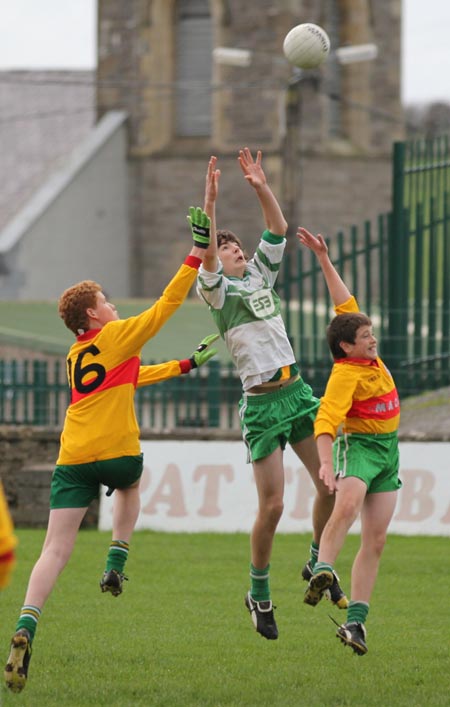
[58,280,102,335]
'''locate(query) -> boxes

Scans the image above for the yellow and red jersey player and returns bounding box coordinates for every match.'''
[57,254,205,465]
[297,226,401,657]
[4,207,214,695]
[0,482,17,590]
[314,295,400,440]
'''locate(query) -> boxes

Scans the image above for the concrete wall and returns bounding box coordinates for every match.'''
[0,112,131,300]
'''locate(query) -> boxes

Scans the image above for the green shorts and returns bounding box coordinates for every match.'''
[50,454,144,509]
[333,432,402,493]
[239,377,320,463]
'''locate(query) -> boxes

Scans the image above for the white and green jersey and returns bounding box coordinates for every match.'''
[197,230,296,390]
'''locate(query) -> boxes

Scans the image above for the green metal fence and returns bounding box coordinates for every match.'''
[0,358,242,429]
[281,134,450,399]
[0,359,68,427]
[279,214,391,395]
[386,136,450,394]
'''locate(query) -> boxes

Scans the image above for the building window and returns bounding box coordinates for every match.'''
[175,0,212,136]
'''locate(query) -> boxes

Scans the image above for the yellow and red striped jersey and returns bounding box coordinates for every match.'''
[57,257,200,465]
[0,482,17,559]
[314,296,400,439]
[0,481,17,588]
[137,360,184,388]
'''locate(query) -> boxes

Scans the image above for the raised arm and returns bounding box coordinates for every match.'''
[297,228,351,307]
[202,155,221,273]
[188,203,212,261]
[238,148,288,236]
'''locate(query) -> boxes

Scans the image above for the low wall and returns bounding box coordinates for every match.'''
[1,426,449,535]
[0,427,240,529]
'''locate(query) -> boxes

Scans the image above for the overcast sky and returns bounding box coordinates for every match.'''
[0,0,449,105]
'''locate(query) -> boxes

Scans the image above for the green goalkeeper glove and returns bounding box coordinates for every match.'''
[187,206,211,249]
[189,333,220,368]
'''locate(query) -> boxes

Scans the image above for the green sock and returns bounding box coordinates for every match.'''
[347,601,369,625]
[313,561,333,575]
[15,605,41,643]
[309,541,319,569]
[249,563,270,602]
[105,540,129,573]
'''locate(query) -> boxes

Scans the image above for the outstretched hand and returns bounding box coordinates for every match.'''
[187,206,211,249]
[297,227,328,257]
[238,147,266,189]
[205,155,220,205]
[189,333,220,368]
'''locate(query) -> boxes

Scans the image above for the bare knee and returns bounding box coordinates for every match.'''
[41,543,73,570]
[259,498,284,529]
[364,530,387,558]
[326,499,360,533]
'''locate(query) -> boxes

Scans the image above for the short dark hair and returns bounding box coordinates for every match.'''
[216,229,243,249]
[327,312,372,358]
[216,230,249,260]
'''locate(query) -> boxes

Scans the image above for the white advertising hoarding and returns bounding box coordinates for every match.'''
[99,441,450,536]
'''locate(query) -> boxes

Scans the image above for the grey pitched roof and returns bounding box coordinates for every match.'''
[0,70,95,232]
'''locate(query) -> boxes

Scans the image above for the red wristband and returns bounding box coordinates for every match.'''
[184,255,202,269]
[179,359,193,374]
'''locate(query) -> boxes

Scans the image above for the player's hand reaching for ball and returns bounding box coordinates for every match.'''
[238,148,267,189]
[297,227,328,258]
[187,207,211,249]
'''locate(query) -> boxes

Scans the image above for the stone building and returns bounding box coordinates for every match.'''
[0,1,404,301]
[97,0,404,296]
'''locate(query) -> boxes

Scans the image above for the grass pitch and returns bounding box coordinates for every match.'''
[0,530,448,707]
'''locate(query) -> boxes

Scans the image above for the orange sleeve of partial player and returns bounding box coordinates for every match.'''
[0,483,17,589]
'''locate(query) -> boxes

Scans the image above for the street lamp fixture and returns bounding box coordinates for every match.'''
[213,43,378,68]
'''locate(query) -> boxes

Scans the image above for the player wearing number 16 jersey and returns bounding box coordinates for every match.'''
[4,208,216,694]
[57,274,204,466]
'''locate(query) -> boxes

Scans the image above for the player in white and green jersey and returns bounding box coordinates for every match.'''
[199,231,296,389]
[197,149,347,641]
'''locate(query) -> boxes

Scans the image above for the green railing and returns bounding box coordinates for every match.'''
[0,359,242,429]
[386,136,450,394]
[0,359,68,427]
[281,135,450,399]
[280,214,390,394]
